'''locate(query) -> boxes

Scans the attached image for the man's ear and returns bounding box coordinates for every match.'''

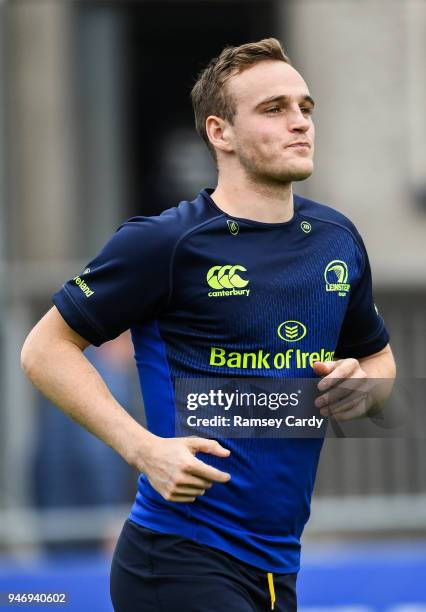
[206,115,234,154]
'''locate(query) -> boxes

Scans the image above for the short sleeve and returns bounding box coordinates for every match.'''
[334,232,390,359]
[52,217,173,346]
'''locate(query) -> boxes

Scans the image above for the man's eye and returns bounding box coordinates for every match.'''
[266,107,280,113]
[301,107,314,115]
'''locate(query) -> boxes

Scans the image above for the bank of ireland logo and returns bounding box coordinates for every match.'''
[73,268,94,298]
[207,264,250,297]
[277,320,307,342]
[324,260,350,297]
[227,220,239,236]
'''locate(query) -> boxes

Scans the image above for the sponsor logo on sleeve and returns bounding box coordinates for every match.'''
[73,275,94,297]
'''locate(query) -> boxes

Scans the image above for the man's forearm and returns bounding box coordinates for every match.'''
[21,335,156,470]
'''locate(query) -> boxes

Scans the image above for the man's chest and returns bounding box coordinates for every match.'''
[159,230,361,371]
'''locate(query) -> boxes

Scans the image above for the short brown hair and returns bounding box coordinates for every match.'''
[191,38,291,158]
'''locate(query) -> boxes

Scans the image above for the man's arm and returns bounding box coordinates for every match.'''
[358,343,396,378]
[312,344,396,421]
[21,307,231,502]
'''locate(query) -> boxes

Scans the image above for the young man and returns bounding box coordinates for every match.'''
[21,39,396,611]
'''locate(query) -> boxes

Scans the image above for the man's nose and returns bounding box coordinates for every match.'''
[288,107,310,132]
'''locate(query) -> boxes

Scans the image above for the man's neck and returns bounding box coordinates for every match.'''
[210,175,294,224]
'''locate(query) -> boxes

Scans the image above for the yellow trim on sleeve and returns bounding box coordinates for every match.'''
[267,572,276,610]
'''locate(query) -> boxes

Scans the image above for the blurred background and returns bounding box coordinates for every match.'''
[1,0,425,610]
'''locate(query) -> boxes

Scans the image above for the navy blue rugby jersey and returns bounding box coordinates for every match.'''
[53,188,389,573]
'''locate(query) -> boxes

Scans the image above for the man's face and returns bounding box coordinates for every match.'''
[225,60,315,184]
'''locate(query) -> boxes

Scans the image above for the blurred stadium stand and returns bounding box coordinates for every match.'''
[0,0,425,608]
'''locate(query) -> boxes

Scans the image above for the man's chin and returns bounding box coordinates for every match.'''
[286,167,313,182]
[277,159,314,182]
[239,154,313,185]
[266,165,313,184]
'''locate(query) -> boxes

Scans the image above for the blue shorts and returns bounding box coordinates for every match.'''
[110,519,297,611]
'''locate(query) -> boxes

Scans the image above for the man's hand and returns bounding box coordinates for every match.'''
[312,358,372,422]
[136,436,231,503]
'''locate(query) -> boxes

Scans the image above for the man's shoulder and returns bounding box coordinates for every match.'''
[117,190,221,246]
[295,193,362,245]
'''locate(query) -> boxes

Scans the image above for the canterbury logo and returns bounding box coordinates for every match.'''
[227,220,239,236]
[207,265,249,289]
[206,265,250,298]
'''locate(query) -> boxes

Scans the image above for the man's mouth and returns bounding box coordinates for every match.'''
[286,142,311,149]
